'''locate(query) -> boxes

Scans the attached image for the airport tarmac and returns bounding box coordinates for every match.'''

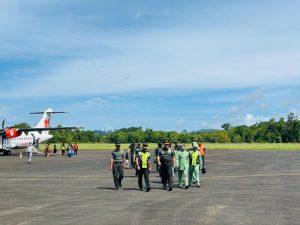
[0,150,299,225]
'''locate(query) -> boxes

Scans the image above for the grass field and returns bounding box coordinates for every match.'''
[40,143,300,150]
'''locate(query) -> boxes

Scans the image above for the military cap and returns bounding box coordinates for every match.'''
[143,143,148,147]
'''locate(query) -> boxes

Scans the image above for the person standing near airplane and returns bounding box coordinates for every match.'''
[74,143,79,156]
[26,142,34,163]
[53,144,57,154]
[60,143,66,156]
[35,138,40,151]
[45,143,50,157]
[67,144,74,157]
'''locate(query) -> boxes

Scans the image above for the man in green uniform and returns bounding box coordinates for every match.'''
[154,142,163,173]
[189,142,203,188]
[128,141,137,168]
[174,141,180,151]
[177,144,189,189]
[110,142,125,190]
[134,143,142,176]
[136,143,151,192]
[157,142,176,191]
[173,141,180,176]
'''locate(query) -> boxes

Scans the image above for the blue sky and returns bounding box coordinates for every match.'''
[0,0,299,131]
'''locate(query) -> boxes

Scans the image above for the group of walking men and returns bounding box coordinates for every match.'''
[110,141,206,191]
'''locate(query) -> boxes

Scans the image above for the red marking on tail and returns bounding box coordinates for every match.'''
[44,119,49,128]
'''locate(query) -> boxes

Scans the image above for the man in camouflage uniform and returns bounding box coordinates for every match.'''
[110,142,125,190]
[128,141,137,168]
[134,143,142,176]
[154,142,163,173]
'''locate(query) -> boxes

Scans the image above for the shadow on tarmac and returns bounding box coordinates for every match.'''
[96,187,142,191]
[96,187,116,190]
[96,186,165,191]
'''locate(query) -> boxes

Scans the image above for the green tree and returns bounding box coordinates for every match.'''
[231,134,242,143]
[221,123,231,130]
[13,123,31,128]
[286,113,299,142]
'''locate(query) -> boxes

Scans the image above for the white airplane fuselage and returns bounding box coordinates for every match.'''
[0,131,53,149]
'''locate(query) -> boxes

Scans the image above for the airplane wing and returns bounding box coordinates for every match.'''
[0,126,82,139]
[0,127,81,133]
[15,127,81,132]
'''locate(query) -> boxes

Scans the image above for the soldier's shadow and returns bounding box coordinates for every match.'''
[96,187,141,191]
[122,187,142,191]
[96,187,163,191]
[123,187,163,191]
[96,187,116,190]
[151,180,162,184]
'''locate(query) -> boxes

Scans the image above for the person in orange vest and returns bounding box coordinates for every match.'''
[198,142,206,166]
[74,143,79,156]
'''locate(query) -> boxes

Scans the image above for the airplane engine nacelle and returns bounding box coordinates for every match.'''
[5,129,22,138]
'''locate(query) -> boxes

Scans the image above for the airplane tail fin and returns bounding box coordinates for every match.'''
[30,108,68,128]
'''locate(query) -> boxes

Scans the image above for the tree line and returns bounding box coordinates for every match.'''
[13,113,299,144]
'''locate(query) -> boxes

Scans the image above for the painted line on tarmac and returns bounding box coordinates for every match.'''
[206,160,242,163]
[204,173,300,179]
[207,151,236,157]
[0,178,111,181]
[1,173,300,181]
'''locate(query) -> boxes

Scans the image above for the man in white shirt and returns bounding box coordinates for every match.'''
[26,142,34,163]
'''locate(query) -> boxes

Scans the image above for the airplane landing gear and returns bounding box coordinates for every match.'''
[3,150,11,156]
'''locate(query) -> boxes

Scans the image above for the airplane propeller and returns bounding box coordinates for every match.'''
[1,119,5,148]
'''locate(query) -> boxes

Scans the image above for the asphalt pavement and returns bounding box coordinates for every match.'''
[0,149,299,225]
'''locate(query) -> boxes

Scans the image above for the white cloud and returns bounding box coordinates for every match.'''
[229,106,244,114]
[2,44,300,100]
[86,97,108,105]
[201,121,208,127]
[175,118,185,131]
[244,114,270,126]
[0,0,300,100]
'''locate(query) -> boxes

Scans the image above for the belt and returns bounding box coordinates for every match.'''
[114,162,123,164]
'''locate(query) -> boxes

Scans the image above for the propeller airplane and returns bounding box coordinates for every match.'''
[0,108,81,155]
